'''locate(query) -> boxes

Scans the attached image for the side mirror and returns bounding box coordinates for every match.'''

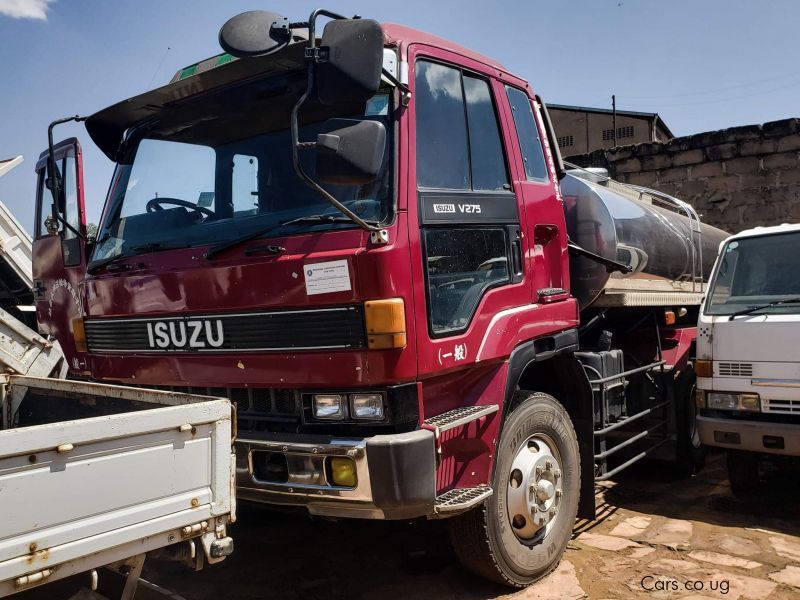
[316,119,386,185]
[218,11,291,57]
[316,19,383,106]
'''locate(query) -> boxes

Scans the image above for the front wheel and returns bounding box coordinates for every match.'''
[448,391,580,587]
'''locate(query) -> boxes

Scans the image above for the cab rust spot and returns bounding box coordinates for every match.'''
[191,498,199,508]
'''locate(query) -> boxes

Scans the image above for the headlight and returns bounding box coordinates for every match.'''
[350,393,385,420]
[312,394,345,420]
[706,392,760,412]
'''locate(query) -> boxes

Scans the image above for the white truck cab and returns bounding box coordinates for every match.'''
[696,223,800,496]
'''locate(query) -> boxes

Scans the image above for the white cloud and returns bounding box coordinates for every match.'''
[0,0,55,20]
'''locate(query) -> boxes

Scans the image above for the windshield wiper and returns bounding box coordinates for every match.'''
[728,297,800,320]
[87,242,184,274]
[87,251,137,274]
[205,214,373,260]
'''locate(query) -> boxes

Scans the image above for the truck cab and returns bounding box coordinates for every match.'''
[696,224,800,496]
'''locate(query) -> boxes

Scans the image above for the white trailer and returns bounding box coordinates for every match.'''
[0,174,235,598]
[0,376,235,598]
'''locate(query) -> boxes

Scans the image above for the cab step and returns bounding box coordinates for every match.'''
[434,485,493,515]
[425,404,499,433]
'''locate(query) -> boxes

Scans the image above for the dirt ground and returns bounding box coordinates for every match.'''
[142,452,800,600]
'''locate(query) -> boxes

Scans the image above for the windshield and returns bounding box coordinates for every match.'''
[705,231,800,315]
[93,72,393,263]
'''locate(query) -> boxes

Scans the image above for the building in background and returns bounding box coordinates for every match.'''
[548,104,673,156]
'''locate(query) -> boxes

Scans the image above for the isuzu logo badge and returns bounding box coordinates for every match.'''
[146,319,224,349]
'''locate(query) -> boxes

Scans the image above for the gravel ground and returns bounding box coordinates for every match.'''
[142,452,800,599]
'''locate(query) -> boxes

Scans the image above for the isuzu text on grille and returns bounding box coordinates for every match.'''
[146,320,224,349]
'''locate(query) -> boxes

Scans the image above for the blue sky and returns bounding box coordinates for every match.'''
[1,0,799,233]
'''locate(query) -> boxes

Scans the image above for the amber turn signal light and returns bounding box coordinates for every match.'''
[364,298,406,349]
[695,359,713,378]
[72,317,88,353]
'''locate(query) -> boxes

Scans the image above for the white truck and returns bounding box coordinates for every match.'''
[695,223,800,496]
[0,157,236,598]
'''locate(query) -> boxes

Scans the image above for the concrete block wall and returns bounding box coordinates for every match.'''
[565,118,800,233]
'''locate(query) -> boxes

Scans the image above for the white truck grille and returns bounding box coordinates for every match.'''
[763,399,800,414]
[717,362,753,377]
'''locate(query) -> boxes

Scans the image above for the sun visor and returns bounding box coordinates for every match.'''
[85,42,308,160]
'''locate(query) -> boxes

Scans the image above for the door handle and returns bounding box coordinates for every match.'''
[507,226,523,283]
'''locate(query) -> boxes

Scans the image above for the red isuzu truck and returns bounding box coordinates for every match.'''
[33,9,726,586]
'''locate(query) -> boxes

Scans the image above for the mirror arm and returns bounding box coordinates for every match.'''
[47,115,87,240]
[381,68,411,105]
[289,8,387,242]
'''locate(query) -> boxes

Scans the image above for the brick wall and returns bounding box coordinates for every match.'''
[565,118,800,233]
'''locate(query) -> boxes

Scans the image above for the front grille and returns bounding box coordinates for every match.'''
[717,362,753,377]
[763,399,800,414]
[85,306,365,353]
[130,384,302,432]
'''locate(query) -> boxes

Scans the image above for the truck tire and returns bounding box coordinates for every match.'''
[448,391,580,587]
[675,365,705,475]
[727,450,760,499]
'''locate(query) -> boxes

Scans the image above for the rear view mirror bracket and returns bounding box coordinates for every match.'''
[288,8,388,243]
[46,115,88,241]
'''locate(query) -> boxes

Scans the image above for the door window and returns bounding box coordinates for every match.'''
[232,154,259,215]
[505,86,549,183]
[425,228,510,334]
[415,61,509,191]
[38,156,80,238]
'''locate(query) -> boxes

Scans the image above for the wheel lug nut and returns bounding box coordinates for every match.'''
[535,466,543,476]
[553,469,561,479]
[555,489,563,500]
[545,461,553,470]
[549,509,556,518]
[538,517,546,526]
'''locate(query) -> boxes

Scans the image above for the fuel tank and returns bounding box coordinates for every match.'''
[561,171,728,308]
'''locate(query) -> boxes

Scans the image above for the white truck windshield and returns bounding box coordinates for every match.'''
[92,75,392,263]
[706,231,800,315]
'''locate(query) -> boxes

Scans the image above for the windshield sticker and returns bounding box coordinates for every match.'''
[197,191,215,207]
[304,260,351,295]
[366,94,389,116]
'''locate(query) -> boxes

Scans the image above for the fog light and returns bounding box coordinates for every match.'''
[740,393,761,411]
[329,457,356,487]
[350,393,384,420]
[312,394,345,420]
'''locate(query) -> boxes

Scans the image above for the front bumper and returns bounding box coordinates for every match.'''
[697,415,800,456]
[235,429,436,519]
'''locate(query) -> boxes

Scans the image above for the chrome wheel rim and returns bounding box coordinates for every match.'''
[506,434,564,543]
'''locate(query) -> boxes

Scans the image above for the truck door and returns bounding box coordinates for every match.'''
[410,51,530,381]
[501,87,570,304]
[32,138,89,373]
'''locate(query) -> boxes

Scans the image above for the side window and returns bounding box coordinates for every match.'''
[415,61,508,190]
[415,61,470,189]
[62,156,80,240]
[425,229,510,334]
[463,76,508,190]
[37,156,80,239]
[505,86,549,183]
